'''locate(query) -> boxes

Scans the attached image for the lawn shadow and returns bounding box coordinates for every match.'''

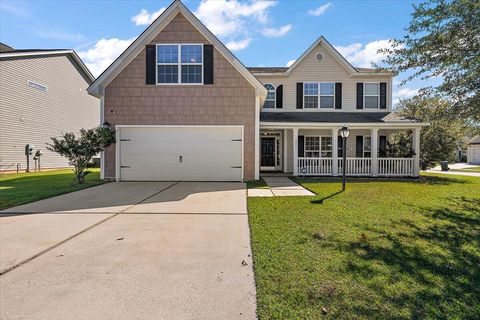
[295,174,469,186]
[310,190,343,204]
[319,196,480,318]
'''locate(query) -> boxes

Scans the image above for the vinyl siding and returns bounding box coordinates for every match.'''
[0,54,99,170]
[255,41,393,111]
[103,13,256,180]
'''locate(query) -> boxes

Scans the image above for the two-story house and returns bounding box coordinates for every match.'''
[88,0,426,182]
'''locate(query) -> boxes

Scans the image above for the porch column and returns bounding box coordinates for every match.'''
[371,128,379,176]
[293,128,299,176]
[413,127,421,176]
[283,129,288,173]
[331,128,339,176]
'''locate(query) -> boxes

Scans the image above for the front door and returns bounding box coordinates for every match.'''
[261,137,276,170]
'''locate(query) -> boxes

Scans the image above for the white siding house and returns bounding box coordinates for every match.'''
[0,45,99,171]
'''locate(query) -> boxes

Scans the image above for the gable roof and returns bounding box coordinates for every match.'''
[469,135,480,145]
[88,0,267,98]
[285,36,393,76]
[0,48,95,83]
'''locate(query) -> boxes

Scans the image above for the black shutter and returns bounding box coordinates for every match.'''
[296,82,303,109]
[276,85,283,109]
[380,82,387,109]
[356,83,364,109]
[356,136,364,157]
[379,135,387,157]
[298,135,305,157]
[146,45,156,85]
[203,44,214,84]
[338,136,343,157]
[335,83,342,109]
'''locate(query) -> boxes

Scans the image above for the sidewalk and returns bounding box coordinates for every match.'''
[426,163,480,177]
[248,177,314,197]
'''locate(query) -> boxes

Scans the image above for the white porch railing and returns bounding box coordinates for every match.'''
[378,158,414,176]
[297,157,415,177]
[298,158,333,175]
[338,158,372,176]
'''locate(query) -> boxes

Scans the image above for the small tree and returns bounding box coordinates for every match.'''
[47,127,115,183]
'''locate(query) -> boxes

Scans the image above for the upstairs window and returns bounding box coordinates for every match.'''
[304,82,335,108]
[264,83,276,108]
[156,44,203,84]
[364,83,379,108]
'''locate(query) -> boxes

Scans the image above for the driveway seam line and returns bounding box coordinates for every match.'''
[0,181,180,276]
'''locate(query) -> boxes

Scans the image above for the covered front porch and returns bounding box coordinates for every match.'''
[259,125,422,177]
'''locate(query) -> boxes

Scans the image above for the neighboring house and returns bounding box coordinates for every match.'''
[467,136,480,164]
[0,43,99,171]
[455,136,470,162]
[88,0,427,182]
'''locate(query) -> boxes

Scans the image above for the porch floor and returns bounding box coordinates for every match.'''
[248,177,315,197]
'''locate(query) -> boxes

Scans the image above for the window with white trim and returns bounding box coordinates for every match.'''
[304,82,335,108]
[156,44,203,84]
[364,83,379,108]
[321,136,333,157]
[305,136,320,157]
[305,136,333,158]
[264,83,276,108]
[363,136,372,157]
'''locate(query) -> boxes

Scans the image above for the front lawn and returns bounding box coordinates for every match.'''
[248,174,480,319]
[0,169,102,210]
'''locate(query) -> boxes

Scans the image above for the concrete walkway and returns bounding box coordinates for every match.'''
[248,176,315,197]
[0,182,256,320]
[426,163,480,177]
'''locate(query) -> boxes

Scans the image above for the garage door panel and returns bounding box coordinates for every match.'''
[121,127,241,141]
[119,127,243,181]
[122,140,241,155]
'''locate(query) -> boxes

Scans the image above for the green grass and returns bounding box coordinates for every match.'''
[248,174,480,319]
[246,178,270,189]
[450,166,480,173]
[0,169,103,210]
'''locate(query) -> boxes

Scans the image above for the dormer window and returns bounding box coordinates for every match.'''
[264,83,276,108]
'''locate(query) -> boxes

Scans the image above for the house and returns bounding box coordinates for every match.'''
[467,136,480,164]
[88,0,427,182]
[0,43,99,171]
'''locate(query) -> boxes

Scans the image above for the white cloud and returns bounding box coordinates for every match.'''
[78,37,136,76]
[335,39,393,67]
[226,38,252,51]
[308,3,331,16]
[393,87,419,105]
[195,0,277,37]
[131,8,166,26]
[286,59,296,67]
[36,28,86,42]
[262,24,291,38]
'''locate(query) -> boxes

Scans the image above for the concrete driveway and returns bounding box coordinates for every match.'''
[0,182,255,320]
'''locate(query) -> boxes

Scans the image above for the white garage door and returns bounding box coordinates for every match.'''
[118,126,243,181]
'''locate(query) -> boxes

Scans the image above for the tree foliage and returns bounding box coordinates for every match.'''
[380,0,480,120]
[395,96,477,168]
[47,127,115,183]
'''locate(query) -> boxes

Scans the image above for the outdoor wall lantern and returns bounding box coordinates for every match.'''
[339,126,350,191]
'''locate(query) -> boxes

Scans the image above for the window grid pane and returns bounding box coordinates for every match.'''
[181,45,202,64]
[365,96,379,108]
[157,65,178,83]
[303,83,318,95]
[181,65,202,84]
[305,137,320,158]
[304,96,318,109]
[157,45,178,64]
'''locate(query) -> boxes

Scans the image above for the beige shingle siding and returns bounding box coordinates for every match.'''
[256,41,392,111]
[103,13,256,180]
[0,54,99,170]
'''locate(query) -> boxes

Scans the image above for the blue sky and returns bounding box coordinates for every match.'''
[0,0,429,104]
